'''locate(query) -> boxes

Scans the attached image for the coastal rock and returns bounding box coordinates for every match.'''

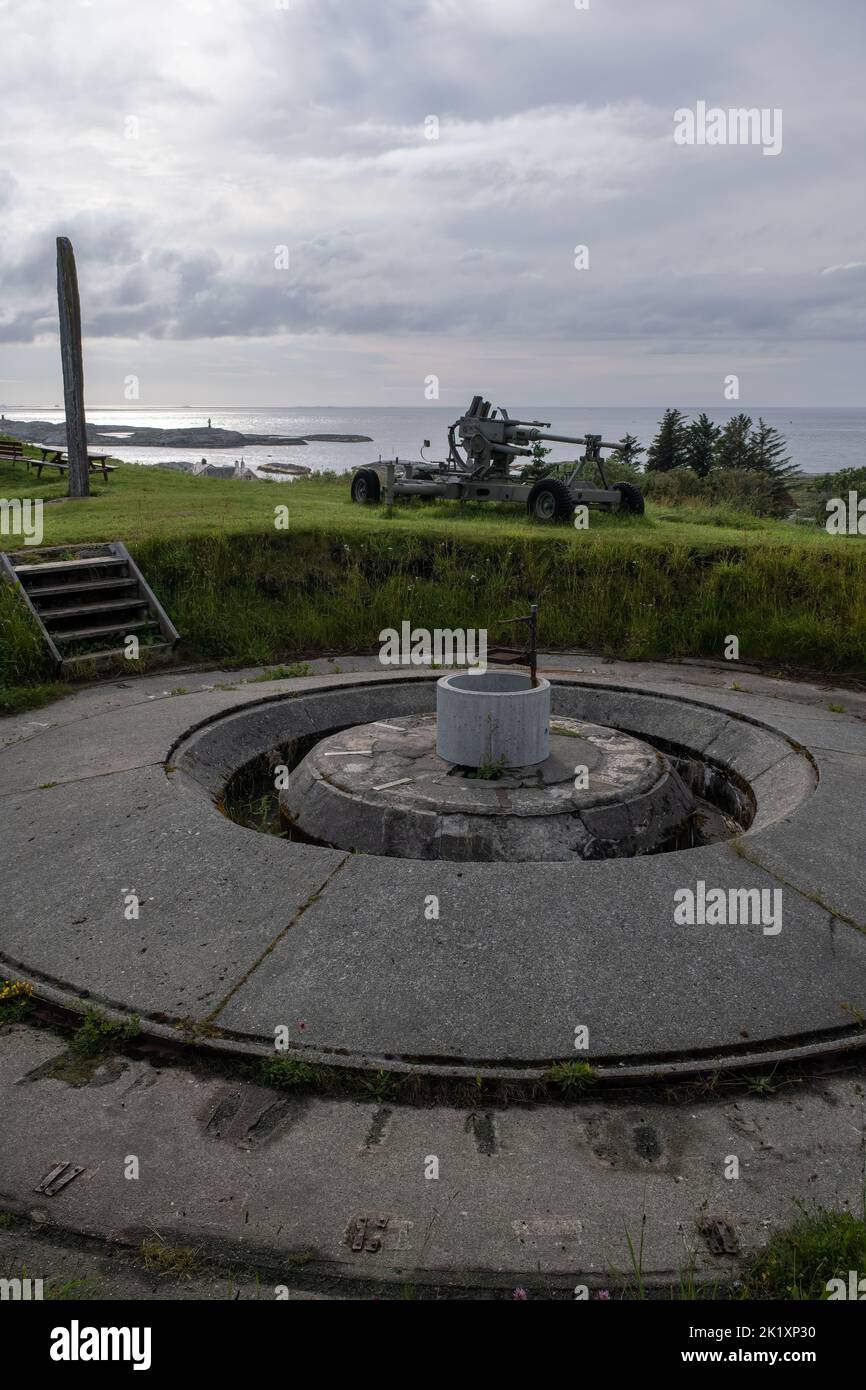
[296,433,372,443]
[1,419,372,449]
[257,462,312,476]
[237,434,308,446]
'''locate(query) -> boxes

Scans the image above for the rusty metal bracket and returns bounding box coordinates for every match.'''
[348,1214,389,1254]
[704,1218,739,1256]
[35,1162,85,1197]
[365,1216,388,1253]
[487,602,538,685]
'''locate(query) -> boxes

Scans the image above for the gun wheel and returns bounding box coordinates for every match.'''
[350,468,381,504]
[613,481,645,515]
[527,478,572,522]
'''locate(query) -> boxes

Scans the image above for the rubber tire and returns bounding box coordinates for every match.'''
[613,481,645,515]
[351,468,381,504]
[527,478,573,522]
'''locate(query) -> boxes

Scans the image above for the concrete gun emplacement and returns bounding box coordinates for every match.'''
[350,395,644,521]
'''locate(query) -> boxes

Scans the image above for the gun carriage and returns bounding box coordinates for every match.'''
[350,395,644,521]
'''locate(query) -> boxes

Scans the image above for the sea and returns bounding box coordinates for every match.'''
[2,406,864,479]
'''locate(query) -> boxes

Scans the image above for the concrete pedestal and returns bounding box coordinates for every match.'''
[436,671,550,768]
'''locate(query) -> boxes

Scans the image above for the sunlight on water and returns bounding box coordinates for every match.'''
[2,405,863,476]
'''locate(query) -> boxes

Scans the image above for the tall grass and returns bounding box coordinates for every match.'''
[0,581,56,684]
[2,459,865,685]
[82,530,866,677]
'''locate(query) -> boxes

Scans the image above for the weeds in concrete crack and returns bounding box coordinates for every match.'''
[731,839,866,935]
[260,1057,324,1089]
[0,979,34,1024]
[140,1235,200,1280]
[72,1006,140,1055]
[622,1205,648,1300]
[546,1060,598,1093]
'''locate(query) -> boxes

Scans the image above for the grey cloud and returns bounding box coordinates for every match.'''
[0,0,863,382]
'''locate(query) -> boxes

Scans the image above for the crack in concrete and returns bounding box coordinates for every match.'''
[730,839,866,936]
[0,761,165,802]
[202,853,352,1025]
[0,679,323,756]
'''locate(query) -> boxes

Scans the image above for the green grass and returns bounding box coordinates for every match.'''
[546,1060,598,1092]
[0,681,70,715]
[45,1275,101,1300]
[71,1006,141,1055]
[260,1056,324,1088]
[741,1208,866,1300]
[243,662,312,681]
[2,457,866,691]
[0,454,853,550]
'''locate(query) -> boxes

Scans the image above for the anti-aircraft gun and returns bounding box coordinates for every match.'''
[350,395,644,521]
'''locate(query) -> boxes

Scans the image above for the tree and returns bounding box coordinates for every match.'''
[750,417,798,508]
[683,413,720,478]
[645,409,687,472]
[610,433,645,469]
[715,413,755,471]
[750,418,796,480]
[521,440,552,481]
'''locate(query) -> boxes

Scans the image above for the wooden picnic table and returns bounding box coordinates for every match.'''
[28,446,116,481]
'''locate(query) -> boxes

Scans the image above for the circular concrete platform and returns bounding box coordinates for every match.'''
[280,714,695,860]
[2,663,865,1083]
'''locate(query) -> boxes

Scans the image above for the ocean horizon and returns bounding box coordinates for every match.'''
[2,404,864,477]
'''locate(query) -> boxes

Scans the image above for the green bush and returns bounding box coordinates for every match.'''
[811,467,866,527]
[643,468,780,516]
[571,456,644,486]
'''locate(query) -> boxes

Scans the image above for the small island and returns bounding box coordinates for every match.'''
[0,418,372,450]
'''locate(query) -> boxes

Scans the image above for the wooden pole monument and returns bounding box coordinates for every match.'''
[55,235,90,498]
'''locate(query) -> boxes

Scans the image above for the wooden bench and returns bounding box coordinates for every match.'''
[0,438,29,467]
[28,447,116,481]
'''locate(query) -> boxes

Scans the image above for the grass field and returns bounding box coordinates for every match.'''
[0,453,848,549]
[1,453,865,696]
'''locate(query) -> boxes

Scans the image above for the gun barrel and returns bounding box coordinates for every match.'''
[528,430,620,450]
[496,441,534,457]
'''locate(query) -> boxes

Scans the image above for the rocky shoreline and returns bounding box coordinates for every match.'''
[0,418,372,449]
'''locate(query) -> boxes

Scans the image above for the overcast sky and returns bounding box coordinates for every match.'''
[0,0,864,407]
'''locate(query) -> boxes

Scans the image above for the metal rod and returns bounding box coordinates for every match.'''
[385,460,395,514]
[488,603,540,686]
[529,603,538,686]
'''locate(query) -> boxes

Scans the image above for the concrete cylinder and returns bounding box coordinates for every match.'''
[436,671,550,768]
